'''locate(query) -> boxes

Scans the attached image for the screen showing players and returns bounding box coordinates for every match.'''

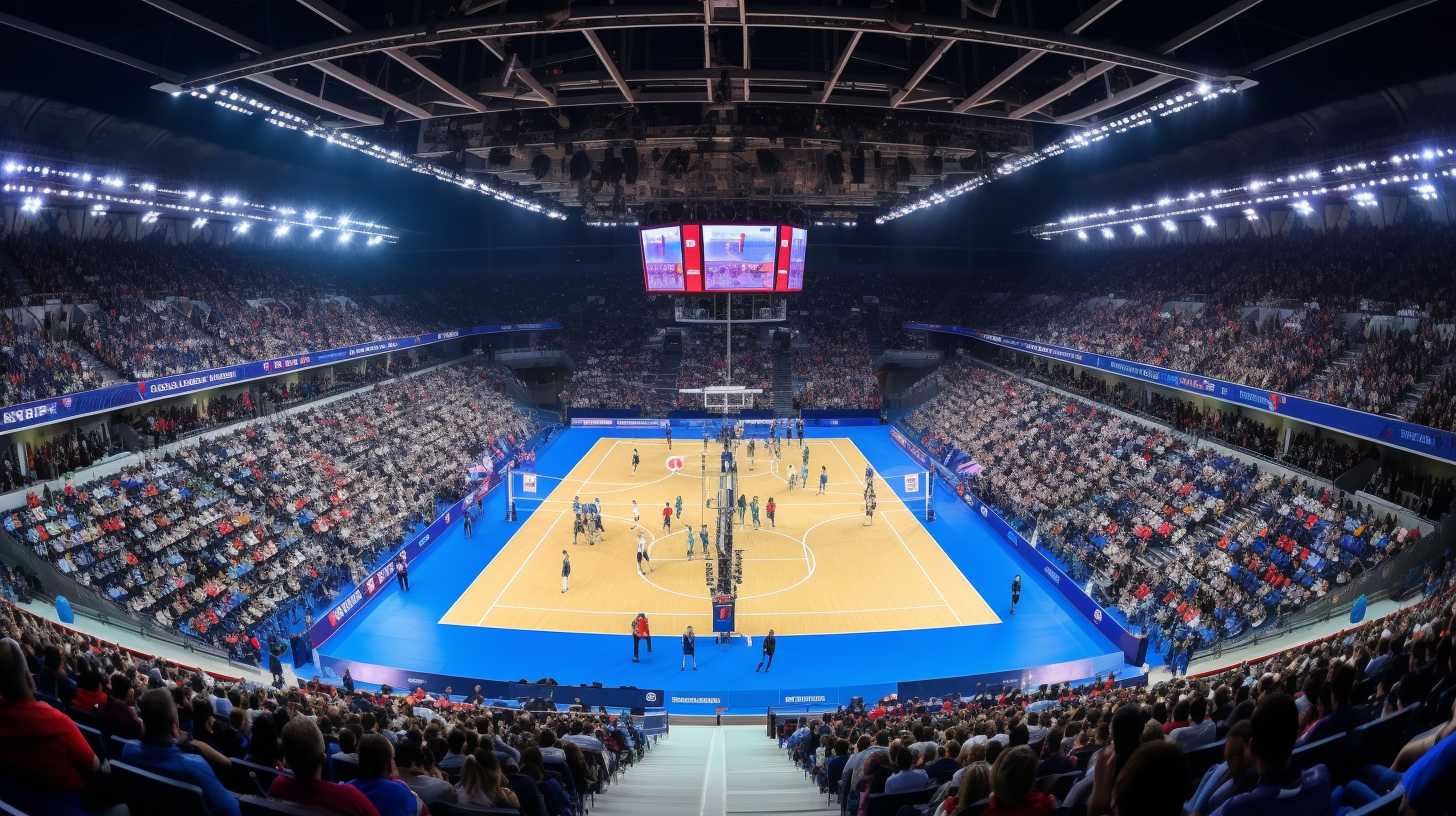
[702,224,777,291]
[786,227,808,292]
[640,226,686,292]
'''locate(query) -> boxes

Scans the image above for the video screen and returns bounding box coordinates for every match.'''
[702,224,777,291]
[640,226,685,292]
[787,227,808,292]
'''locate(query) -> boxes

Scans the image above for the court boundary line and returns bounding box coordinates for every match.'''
[827,437,964,626]
[492,602,949,617]
[474,440,619,625]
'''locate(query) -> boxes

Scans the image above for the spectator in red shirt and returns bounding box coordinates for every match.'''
[269,716,380,816]
[0,637,99,816]
[984,746,1054,816]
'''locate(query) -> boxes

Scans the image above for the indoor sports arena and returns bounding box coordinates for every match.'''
[2,3,1455,815]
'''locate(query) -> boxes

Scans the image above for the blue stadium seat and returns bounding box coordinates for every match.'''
[865,785,934,816]
[74,722,106,757]
[1290,732,1350,782]
[1036,770,1084,801]
[1353,704,1424,768]
[109,759,209,816]
[327,756,358,783]
[1348,786,1404,816]
[228,758,291,796]
[1183,738,1226,785]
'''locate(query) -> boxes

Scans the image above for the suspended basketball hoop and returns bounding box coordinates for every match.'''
[678,385,761,414]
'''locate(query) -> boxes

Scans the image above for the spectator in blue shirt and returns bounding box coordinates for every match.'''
[348,734,423,816]
[884,743,930,794]
[121,688,241,816]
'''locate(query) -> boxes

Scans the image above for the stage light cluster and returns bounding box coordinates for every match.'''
[876,82,1239,225]
[1031,141,1456,239]
[2,154,396,244]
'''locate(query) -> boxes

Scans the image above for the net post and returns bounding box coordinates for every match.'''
[925,469,935,522]
[506,463,514,522]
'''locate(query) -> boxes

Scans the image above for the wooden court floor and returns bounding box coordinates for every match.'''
[440,437,999,636]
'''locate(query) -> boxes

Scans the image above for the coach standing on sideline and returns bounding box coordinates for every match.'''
[755,629,777,672]
[632,613,652,662]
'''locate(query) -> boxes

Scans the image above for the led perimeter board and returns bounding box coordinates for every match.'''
[641,224,806,293]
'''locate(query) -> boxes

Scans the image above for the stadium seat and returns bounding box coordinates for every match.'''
[228,758,292,796]
[109,759,209,816]
[1182,738,1226,785]
[1353,704,1424,767]
[1347,786,1404,816]
[864,785,934,816]
[1290,732,1350,782]
[327,757,358,783]
[74,722,106,757]
[1036,770,1083,800]
[238,795,338,816]
[109,734,140,759]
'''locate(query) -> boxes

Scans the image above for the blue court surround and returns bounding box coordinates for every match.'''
[316,426,1123,713]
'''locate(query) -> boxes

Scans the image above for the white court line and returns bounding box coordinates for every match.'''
[477,441,619,625]
[700,727,724,816]
[493,602,947,617]
[828,438,963,626]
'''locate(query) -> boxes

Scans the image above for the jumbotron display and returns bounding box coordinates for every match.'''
[640,224,807,293]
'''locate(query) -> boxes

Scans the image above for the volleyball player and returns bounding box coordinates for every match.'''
[700,522,710,554]
[800,463,809,489]
[818,465,828,495]
[561,551,571,593]
[686,524,697,560]
[864,493,877,526]
[631,448,640,474]
[665,423,672,450]
[750,496,761,529]
[1010,575,1022,615]
[661,501,673,532]
[747,439,756,470]
[572,510,585,545]
[766,497,776,528]
[636,531,651,574]
[675,495,683,522]
[631,499,641,527]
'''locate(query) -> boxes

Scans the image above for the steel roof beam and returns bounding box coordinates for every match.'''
[248,73,383,124]
[1009,0,1264,120]
[140,0,406,123]
[891,39,954,108]
[1240,0,1438,74]
[476,37,558,106]
[953,0,1121,113]
[582,30,634,103]
[0,12,183,82]
[821,31,862,103]
[175,5,1245,91]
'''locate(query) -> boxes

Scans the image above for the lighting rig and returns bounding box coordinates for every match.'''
[1,155,395,243]
[1037,142,1456,239]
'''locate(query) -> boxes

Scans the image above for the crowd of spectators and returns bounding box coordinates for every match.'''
[793,290,880,409]
[5,362,538,662]
[0,599,653,816]
[781,555,1456,816]
[906,358,1425,657]
[675,327,773,409]
[1300,326,1453,418]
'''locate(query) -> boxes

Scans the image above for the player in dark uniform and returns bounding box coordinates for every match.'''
[1010,575,1022,615]
[665,423,672,450]
[631,448,641,474]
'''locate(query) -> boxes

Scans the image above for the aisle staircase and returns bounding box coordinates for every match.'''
[655,333,684,408]
[772,333,795,416]
[591,725,837,816]
[1387,356,1454,421]
[1296,342,1364,397]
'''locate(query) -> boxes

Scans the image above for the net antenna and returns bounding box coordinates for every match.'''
[678,385,762,414]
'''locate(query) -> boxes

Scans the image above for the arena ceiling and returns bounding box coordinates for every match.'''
[0,0,1439,224]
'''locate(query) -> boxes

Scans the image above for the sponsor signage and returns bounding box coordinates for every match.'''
[0,321,561,434]
[904,322,1456,462]
[316,655,663,710]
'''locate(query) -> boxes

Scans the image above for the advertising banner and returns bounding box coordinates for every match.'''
[0,321,560,435]
[905,321,1456,462]
[316,655,663,710]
